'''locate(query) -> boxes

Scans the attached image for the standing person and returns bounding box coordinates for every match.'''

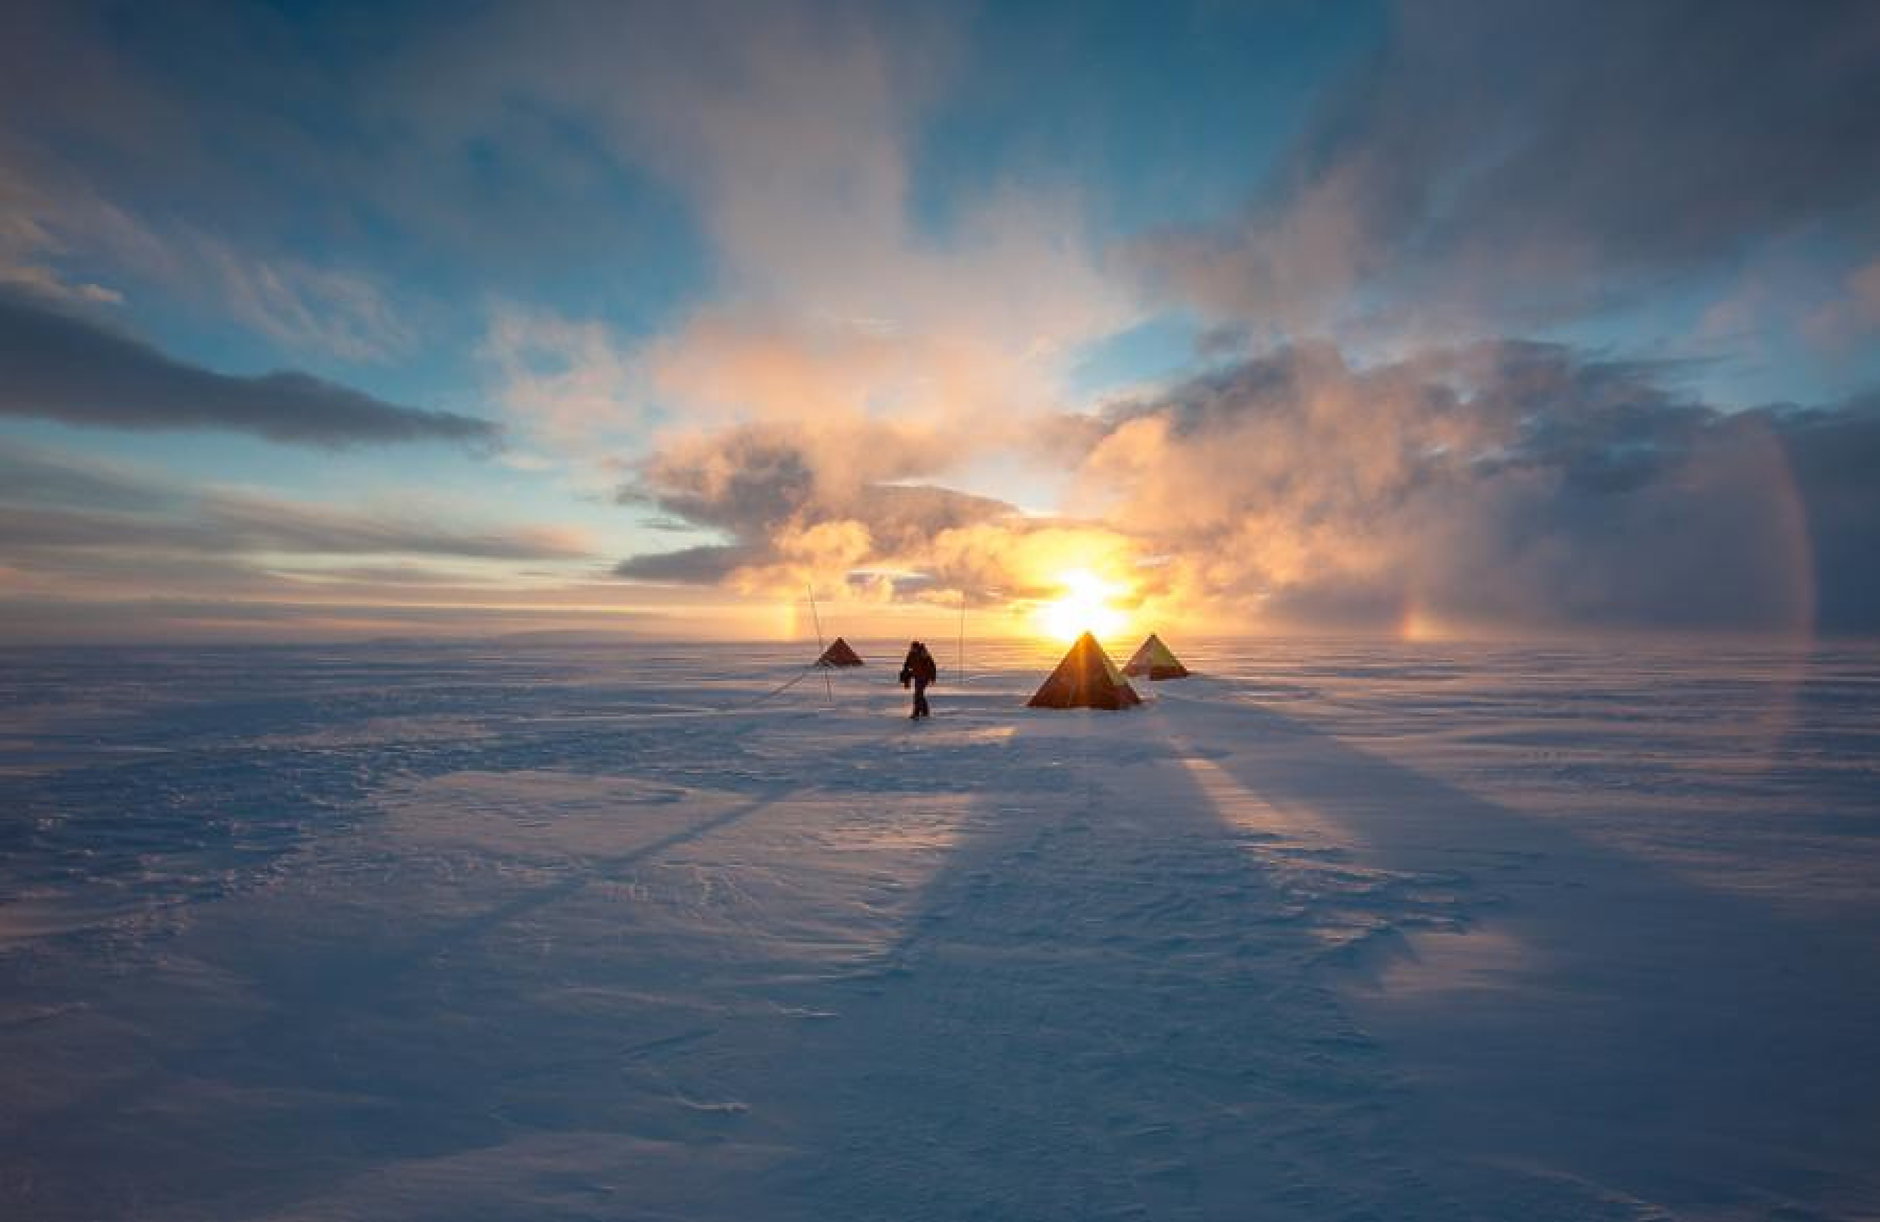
[899,640,938,719]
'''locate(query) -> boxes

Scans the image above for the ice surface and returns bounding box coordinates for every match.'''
[2,638,1877,1219]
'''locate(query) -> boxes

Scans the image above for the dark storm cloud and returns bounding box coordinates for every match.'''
[1138,0,1880,330]
[0,293,500,447]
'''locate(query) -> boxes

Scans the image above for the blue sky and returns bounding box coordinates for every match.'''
[3,0,1877,640]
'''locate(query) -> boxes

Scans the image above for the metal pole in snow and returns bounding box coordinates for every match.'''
[807,584,833,704]
[957,589,967,685]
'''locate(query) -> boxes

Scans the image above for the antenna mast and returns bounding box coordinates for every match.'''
[806,584,833,704]
[956,587,967,685]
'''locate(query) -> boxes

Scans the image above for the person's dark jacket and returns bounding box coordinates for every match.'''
[899,645,938,687]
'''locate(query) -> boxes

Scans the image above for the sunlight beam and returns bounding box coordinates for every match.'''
[1034,569,1128,642]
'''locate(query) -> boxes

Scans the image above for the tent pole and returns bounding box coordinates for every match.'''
[807,584,833,704]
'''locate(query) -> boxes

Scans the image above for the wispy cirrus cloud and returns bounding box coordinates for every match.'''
[0,445,589,564]
[1131,0,1880,341]
[0,444,739,645]
[208,251,416,365]
[481,303,646,447]
[0,170,124,306]
[1,152,423,364]
[458,2,1131,476]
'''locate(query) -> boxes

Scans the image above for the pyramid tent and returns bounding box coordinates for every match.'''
[1122,633,1190,680]
[815,637,865,667]
[1027,632,1142,710]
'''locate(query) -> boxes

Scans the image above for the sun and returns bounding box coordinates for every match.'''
[1035,569,1127,642]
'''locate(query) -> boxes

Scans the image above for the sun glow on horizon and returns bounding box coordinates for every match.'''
[1034,569,1129,642]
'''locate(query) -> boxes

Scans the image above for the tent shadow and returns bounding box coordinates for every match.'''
[1149,689,1880,1214]
[766,712,1453,1219]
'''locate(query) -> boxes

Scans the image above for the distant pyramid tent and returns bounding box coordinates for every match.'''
[815,637,865,668]
[1122,633,1190,680]
[1027,632,1142,710]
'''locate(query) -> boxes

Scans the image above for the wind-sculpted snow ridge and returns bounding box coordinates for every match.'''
[1,639,1877,1219]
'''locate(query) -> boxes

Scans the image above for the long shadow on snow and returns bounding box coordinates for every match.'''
[763,709,1458,1222]
[1153,687,1880,1216]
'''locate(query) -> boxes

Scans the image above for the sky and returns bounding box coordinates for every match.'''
[2,0,1877,643]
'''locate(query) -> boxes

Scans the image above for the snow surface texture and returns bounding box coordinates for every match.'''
[2,639,1877,1220]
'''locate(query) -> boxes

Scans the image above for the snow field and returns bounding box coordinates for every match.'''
[2,639,1877,1219]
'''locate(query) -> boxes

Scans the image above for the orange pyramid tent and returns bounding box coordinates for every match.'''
[815,637,865,667]
[1122,633,1190,680]
[1027,632,1142,710]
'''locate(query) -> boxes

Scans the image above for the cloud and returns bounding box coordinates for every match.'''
[0,444,624,643]
[616,417,1020,591]
[193,491,590,560]
[456,2,1132,474]
[616,339,1880,635]
[0,446,590,568]
[208,250,415,364]
[1,149,425,364]
[614,543,760,585]
[0,595,684,645]
[0,442,177,512]
[482,303,645,446]
[1134,0,1880,337]
[1075,341,1870,634]
[1801,258,1880,354]
[8,1,1872,641]
[0,291,498,446]
[0,499,590,564]
[0,168,125,305]
[623,419,959,534]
